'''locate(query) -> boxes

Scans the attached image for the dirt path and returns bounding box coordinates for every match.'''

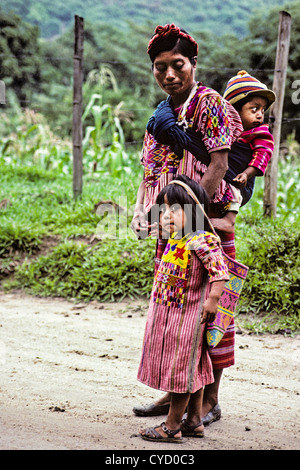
[0,291,299,451]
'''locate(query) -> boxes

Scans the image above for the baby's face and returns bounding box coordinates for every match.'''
[239,95,268,130]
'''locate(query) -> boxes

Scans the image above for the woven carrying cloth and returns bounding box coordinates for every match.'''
[168,180,249,348]
[206,253,248,347]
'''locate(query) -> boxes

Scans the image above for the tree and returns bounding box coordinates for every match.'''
[247,2,300,141]
[0,9,41,105]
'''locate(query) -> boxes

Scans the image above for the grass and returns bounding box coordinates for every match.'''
[0,109,299,334]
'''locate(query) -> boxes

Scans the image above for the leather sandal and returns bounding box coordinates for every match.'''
[141,422,184,443]
[133,402,169,416]
[202,404,221,426]
[181,418,204,438]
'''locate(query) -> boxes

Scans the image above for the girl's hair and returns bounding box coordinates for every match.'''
[156,175,211,234]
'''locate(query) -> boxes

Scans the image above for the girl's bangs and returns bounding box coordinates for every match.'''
[156,184,194,208]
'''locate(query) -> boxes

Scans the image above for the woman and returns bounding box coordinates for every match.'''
[131,24,243,428]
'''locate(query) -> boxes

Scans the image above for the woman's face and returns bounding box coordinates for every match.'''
[152,50,197,106]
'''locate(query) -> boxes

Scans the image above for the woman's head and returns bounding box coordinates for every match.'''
[147,24,198,63]
[148,24,198,105]
[156,175,210,236]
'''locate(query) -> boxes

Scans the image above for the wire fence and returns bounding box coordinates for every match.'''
[0,36,299,147]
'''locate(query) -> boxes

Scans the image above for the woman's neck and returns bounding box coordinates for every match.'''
[171,81,197,108]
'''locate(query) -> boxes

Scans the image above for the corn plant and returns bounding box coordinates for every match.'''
[82,92,138,177]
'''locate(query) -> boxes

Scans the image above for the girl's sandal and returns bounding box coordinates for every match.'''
[181,418,204,438]
[140,422,184,443]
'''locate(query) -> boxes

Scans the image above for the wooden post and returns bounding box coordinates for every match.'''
[263,11,291,217]
[72,15,84,199]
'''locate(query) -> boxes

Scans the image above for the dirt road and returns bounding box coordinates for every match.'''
[0,292,299,451]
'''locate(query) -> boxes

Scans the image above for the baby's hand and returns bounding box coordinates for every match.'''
[233,172,248,188]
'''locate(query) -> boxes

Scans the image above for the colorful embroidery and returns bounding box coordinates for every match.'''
[152,232,229,310]
[162,236,190,269]
[153,236,191,309]
[207,251,249,348]
[205,95,231,150]
[143,131,180,188]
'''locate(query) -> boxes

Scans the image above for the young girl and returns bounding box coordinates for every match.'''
[137,175,229,443]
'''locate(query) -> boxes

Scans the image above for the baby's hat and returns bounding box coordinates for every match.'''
[223,70,276,109]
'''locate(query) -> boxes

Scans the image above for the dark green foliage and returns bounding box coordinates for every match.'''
[0,0,293,38]
[0,10,41,103]
[1,2,300,141]
[0,222,41,257]
[238,220,300,317]
[10,238,155,301]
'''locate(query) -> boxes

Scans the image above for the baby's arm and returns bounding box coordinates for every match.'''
[233,166,260,187]
[201,280,226,324]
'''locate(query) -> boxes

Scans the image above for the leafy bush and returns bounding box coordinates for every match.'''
[0,222,42,257]
[8,238,156,301]
[237,219,300,321]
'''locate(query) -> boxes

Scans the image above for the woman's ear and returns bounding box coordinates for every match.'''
[191,56,197,67]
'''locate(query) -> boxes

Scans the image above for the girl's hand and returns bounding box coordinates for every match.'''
[201,297,218,324]
[201,280,226,324]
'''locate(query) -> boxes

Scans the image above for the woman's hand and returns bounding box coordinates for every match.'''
[131,205,148,239]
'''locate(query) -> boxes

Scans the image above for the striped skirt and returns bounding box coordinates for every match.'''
[138,250,215,394]
[153,232,236,371]
[137,291,214,394]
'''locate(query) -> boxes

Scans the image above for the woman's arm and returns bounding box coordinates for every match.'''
[200,150,228,199]
[131,179,147,236]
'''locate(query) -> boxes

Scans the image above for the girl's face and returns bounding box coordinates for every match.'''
[239,95,268,130]
[152,50,197,107]
[160,195,187,236]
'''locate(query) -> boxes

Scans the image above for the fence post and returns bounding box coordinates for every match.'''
[72,15,84,199]
[263,10,291,217]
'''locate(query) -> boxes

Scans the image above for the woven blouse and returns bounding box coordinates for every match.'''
[141,83,243,213]
[239,124,274,176]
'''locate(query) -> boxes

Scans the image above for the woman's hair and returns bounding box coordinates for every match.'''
[156,175,211,234]
[148,24,198,63]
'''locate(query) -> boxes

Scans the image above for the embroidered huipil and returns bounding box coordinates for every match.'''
[137,231,229,393]
[141,84,243,214]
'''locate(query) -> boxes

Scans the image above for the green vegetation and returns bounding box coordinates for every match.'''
[0,2,299,335]
[0,0,294,38]
[0,105,299,334]
[1,2,300,143]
